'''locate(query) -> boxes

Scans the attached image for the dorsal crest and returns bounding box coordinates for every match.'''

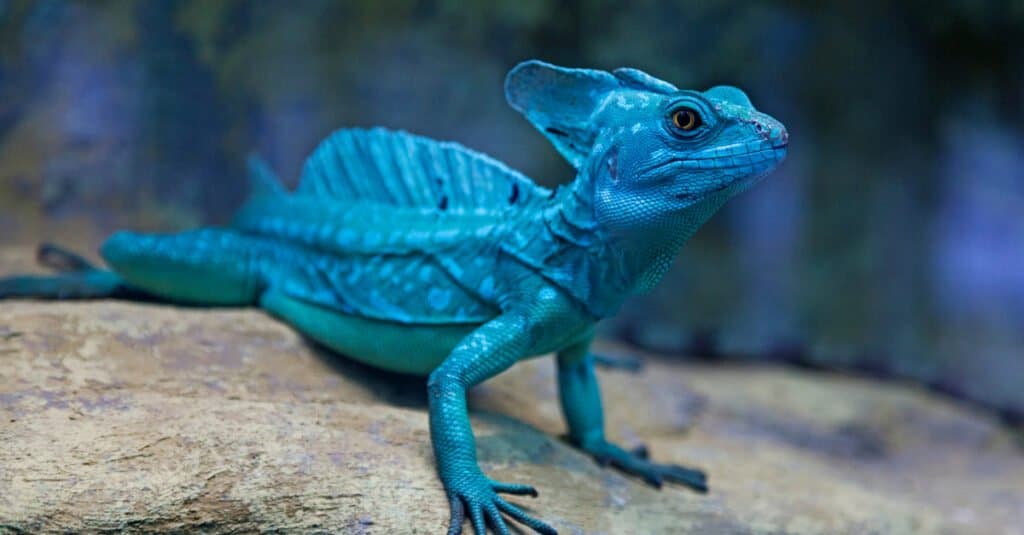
[297,127,549,211]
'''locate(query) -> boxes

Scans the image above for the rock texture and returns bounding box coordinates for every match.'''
[1,298,1022,534]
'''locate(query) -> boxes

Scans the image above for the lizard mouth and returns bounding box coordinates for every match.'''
[672,145,787,202]
[677,145,787,170]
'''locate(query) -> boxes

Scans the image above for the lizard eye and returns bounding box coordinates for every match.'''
[671,108,702,131]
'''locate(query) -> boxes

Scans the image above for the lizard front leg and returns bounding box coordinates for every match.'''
[428,312,557,535]
[557,339,708,492]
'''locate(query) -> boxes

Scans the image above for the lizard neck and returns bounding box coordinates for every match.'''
[543,172,600,243]
[544,168,728,302]
[536,174,630,319]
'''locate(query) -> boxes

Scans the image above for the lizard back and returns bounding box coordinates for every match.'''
[230,128,555,325]
[296,127,549,211]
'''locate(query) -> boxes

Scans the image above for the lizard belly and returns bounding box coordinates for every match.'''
[260,288,478,375]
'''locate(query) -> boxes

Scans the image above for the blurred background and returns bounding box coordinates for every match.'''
[0,1,1021,421]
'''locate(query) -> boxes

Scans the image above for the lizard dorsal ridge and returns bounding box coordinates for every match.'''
[297,127,549,211]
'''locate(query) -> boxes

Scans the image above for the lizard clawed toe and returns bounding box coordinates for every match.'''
[445,476,557,534]
[490,479,540,497]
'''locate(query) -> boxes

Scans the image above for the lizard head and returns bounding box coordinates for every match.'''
[505,60,788,234]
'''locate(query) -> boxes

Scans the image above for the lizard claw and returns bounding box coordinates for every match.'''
[445,475,557,534]
[489,479,539,497]
[447,495,465,535]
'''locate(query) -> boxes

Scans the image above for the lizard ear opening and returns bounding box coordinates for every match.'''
[505,60,620,169]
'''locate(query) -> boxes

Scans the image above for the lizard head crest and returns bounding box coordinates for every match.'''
[505,61,787,209]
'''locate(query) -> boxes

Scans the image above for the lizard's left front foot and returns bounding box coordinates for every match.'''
[445,473,557,535]
[582,440,708,492]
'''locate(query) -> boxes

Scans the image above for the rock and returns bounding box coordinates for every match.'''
[1,299,1022,534]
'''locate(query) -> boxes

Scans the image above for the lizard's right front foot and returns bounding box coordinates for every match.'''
[444,472,557,535]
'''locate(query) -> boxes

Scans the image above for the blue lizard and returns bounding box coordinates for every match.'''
[0,60,787,534]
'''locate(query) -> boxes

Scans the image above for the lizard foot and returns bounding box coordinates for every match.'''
[585,440,708,493]
[590,353,644,373]
[445,475,557,535]
[36,243,99,273]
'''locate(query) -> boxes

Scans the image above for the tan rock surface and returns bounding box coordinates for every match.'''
[1,296,1022,534]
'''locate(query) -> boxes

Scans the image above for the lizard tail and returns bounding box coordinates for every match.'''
[0,271,127,300]
[0,241,136,299]
[0,242,140,301]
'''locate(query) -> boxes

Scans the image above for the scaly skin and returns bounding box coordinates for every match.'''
[0,61,787,534]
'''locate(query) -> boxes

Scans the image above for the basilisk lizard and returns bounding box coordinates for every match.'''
[0,60,788,534]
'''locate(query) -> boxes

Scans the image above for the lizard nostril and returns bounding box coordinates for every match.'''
[774,128,789,148]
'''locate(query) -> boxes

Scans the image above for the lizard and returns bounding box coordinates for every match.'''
[0,60,788,534]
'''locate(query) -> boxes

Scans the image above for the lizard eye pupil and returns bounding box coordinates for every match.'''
[672,108,702,131]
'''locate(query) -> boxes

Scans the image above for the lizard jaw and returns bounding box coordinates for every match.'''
[671,145,787,203]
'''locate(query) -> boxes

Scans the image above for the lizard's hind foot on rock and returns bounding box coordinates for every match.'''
[36,243,101,273]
